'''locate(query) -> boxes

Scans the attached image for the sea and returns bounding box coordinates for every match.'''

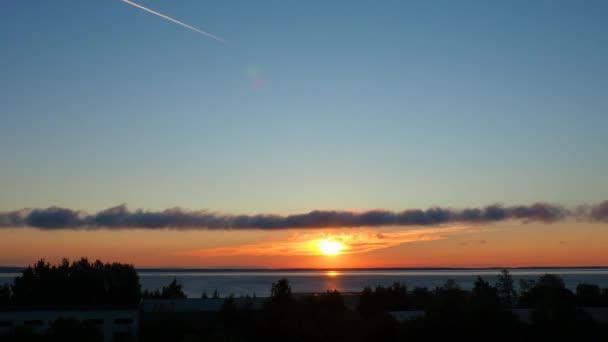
[2,268,608,298]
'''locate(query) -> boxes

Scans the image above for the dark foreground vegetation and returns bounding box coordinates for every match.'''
[142,276,608,342]
[1,259,608,341]
[1,258,141,307]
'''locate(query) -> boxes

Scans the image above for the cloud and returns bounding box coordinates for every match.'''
[25,207,84,229]
[1,201,605,230]
[590,200,608,222]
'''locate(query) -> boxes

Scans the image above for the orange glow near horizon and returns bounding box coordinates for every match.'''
[1,221,608,268]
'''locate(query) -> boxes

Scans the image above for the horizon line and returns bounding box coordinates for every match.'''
[2,265,608,272]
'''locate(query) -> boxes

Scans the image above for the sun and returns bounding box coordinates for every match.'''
[318,239,344,255]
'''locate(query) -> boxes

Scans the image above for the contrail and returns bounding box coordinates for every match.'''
[121,0,227,44]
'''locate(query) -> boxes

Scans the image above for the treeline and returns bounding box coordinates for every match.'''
[142,273,608,342]
[4,276,608,342]
[357,271,608,312]
[3,260,608,341]
[141,278,187,299]
[0,258,193,307]
[0,258,141,306]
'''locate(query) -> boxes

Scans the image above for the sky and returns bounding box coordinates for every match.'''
[1,0,607,268]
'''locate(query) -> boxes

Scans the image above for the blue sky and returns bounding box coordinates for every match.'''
[1,0,607,214]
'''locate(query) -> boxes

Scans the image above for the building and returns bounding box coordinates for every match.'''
[0,306,138,342]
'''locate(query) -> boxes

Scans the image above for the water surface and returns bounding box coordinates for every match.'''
[2,268,607,298]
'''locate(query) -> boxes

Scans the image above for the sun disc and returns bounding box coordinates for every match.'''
[318,239,343,255]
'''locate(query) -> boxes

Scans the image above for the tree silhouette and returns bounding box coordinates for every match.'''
[358,283,410,316]
[471,276,500,313]
[518,278,536,304]
[0,283,11,305]
[143,278,187,299]
[11,258,141,306]
[315,290,347,314]
[496,269,516,308]
[518,274,578,326]
[264,277,295,333]
[269,278,293,307]
[161,278,187,298]
[410,287,432,310]
[442,279,459,290]
[602,288,608,306]
[537,274,566,288]
[135,275,608,342]
[576,283,602,307]
[427,279,466,318]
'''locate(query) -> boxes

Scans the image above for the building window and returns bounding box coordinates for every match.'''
[114,318,133,325]
[24,320,43,326]
[0,321,13,327]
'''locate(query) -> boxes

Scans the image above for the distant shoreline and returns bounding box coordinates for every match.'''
[2,266,608,273]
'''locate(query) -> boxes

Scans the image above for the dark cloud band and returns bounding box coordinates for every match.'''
[1,201,606,230]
